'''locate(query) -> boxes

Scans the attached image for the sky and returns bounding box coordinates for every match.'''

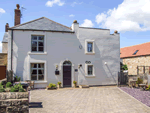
[0,0,150,52]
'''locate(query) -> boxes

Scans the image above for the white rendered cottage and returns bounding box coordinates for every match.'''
[3,4,120,88]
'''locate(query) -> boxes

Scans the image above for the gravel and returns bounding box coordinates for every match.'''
[119,87,150,107]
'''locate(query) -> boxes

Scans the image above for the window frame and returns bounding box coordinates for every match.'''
[30,63,45,81]
[31,35,44,52]
[85,64,95,77]
[85,39,95,55]
[29,61,47,83]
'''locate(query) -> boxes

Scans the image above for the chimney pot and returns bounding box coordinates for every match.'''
[73,20,77,23]
[16,4,20,9]
[5,23,9,32]
[114,30,118,33]
[15,4,21,26]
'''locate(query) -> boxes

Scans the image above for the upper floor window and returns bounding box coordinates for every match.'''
[87,42,93,52]
[31,35,44,52]
[85,39,95,55]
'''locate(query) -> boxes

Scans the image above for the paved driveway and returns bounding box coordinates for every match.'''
[29,87,150,113]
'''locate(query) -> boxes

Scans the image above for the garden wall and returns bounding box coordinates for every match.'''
[0,92,29,112]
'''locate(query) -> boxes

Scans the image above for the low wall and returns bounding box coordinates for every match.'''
[0,92,29,113]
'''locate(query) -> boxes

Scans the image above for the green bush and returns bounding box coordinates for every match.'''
[57,82,61,85]
[19,87,25,92]
[122,64,128,70]
[136,78,143,84]
[14,76,21,82]
[0,87,5,92]
[10,87,16,92]
[73,81,77,84]
[48,83,56,88]
[6,82,12,88]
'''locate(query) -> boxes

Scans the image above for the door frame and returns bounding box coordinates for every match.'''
[60,59,74,87]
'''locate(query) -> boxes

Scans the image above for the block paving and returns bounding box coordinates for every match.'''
[29,87,150,113]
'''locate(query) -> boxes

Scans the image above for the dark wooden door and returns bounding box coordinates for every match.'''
[63,66,71,87]
[0,66,6,80]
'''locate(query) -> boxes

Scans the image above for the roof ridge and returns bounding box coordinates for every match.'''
[121,41,150,49]
[9,17,45,29]
[43,17,72,30]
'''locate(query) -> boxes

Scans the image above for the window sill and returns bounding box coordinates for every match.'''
[85,52,95,55]
[34,81,48,84]
[28,52,47,55]
[85,75,95,78]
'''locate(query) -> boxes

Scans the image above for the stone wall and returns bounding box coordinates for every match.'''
[0,53,7,66]
[122,55,150,75]
[0,92,29,113]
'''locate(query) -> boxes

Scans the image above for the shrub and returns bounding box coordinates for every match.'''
[14,76,21,82]
[19,87,25,92]
[52,84,56,88]
[48,83,56,88]
[0,86,5,92]
[57,82,61,85]
[6,82,12,88]
[10,87,16,92]
[146,85,150,91]
[136,78,143,84]
[5,88,11,92]
[73,81,77,84]
[122,64,128,70]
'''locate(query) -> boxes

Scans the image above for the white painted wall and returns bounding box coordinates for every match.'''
[8,25,120,88]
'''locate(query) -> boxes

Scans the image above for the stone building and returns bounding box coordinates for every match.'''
[120,42,150,75]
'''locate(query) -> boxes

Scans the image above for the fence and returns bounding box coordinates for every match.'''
[118,71,128,86]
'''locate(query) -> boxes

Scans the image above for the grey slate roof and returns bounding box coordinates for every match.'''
[2,32,8,43]
[9,17,72,32]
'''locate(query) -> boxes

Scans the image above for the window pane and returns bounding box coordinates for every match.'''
[38,69,44,74]
[31,64,37,68]
[32,41,37,46]
[32,47,37,51]
[38,75,44,80]
[88,65,93,75]
[38,36,44,40]
[38,64,44,68]
[32,36,37,40]
[31,70,37,74]
[38,42,44,46]
[87,43,93,52]
[31,75,37,80]
[38,47,43,52]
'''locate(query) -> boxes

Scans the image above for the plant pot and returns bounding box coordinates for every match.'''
[46,87,57,90]
[73,84,77,88]
[57,84,61,89]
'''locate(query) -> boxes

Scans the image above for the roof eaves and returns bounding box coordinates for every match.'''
[7,28,75,33]
[79,27,110,30]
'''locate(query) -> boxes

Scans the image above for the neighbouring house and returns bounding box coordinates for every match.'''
[3,4,120,88]
[120,42,150,75]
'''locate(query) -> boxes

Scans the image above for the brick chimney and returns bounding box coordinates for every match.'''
[5,23,9,32]
[14,4,21,26]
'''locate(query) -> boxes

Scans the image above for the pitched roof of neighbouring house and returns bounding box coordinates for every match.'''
[2,32,8,43]
[9,17,72,32]
[120,42,150,58]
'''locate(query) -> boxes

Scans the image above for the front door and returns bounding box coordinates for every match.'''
[63,65,71,87]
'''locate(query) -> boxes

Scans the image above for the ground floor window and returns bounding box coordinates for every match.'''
[31,63,44,80]
[88,65,93,75]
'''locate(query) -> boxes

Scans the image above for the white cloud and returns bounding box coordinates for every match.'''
[46,0,65,7]
[69,14,75,17]
[71,2,83,7]
[80,19,94,27]
[95,0,150,32]
[0,8,5,13]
